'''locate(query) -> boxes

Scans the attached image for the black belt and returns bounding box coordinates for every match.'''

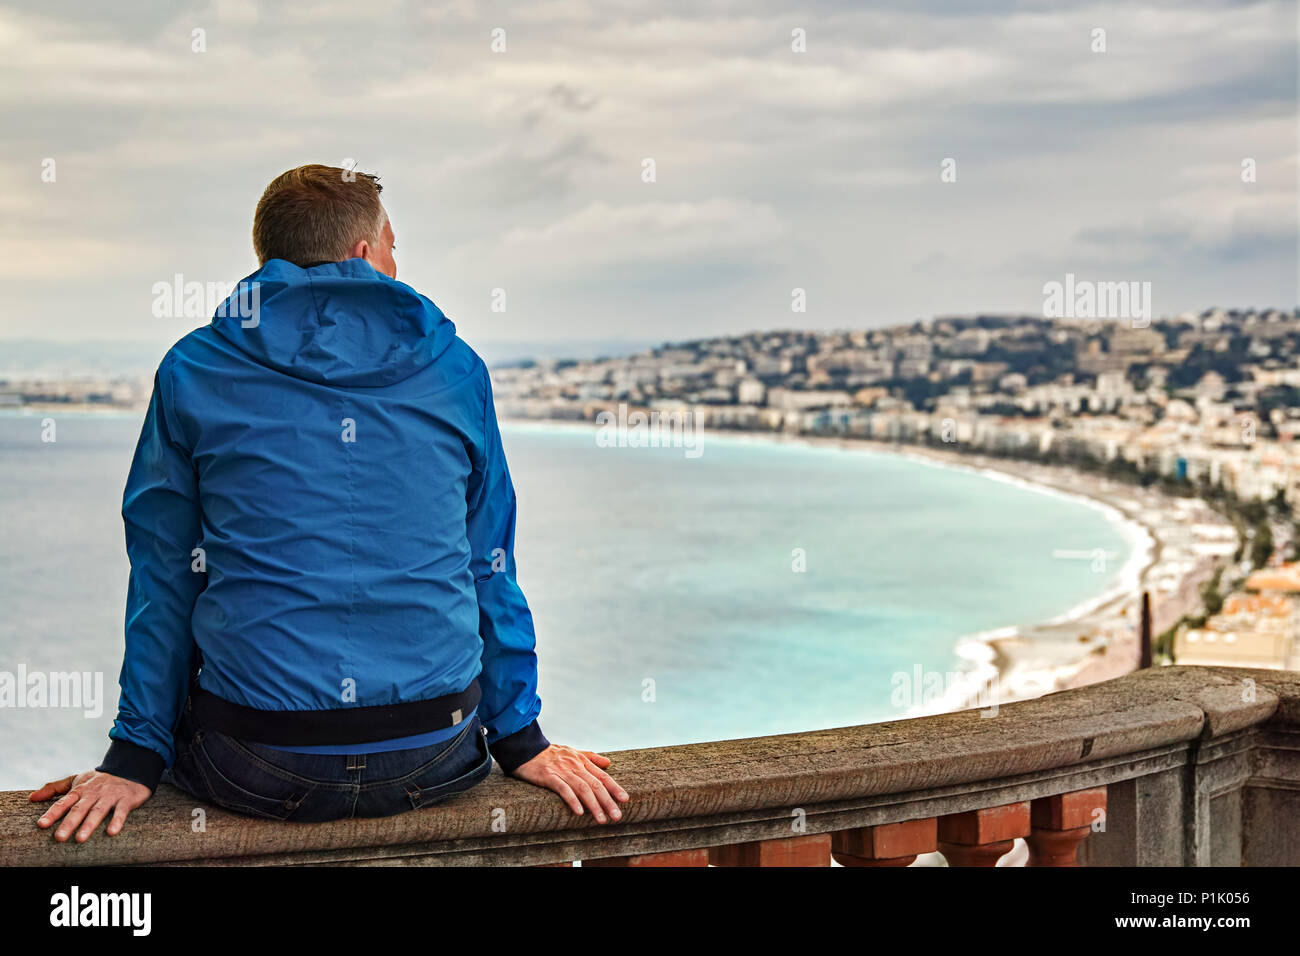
[189,678,481,746]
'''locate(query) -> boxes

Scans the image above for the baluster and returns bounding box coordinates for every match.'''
[710,834,831,866]
[1028,787,1107,867]
[937,802,1031,866]
[832,818,937,867]
[584,849,710,867]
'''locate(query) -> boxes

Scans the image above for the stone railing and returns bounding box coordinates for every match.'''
[2,666,1297,866]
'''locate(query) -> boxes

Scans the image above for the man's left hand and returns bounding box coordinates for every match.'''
[509,745,629,823]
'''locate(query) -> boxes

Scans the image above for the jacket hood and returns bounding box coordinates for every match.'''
[209,258,458,387]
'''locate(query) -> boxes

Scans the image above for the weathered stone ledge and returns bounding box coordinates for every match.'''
[2,666,1297,866]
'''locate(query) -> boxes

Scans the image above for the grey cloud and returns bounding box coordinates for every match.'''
[0,0,1294,355]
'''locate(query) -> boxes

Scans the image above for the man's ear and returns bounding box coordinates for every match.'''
[347,238,371,261]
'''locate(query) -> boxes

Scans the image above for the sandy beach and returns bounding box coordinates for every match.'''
[769,434,1238,705]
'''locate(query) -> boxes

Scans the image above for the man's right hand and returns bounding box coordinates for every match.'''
[509,744,629,823]
[30,771,152,843]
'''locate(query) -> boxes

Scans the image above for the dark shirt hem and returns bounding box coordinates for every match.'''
[489,719,550,774]
[97,738,166,792]
[190,679,482,747]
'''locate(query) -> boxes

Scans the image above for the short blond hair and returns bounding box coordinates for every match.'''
[252,164,386,266]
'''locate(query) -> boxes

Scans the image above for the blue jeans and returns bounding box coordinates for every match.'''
[162,697,494,822]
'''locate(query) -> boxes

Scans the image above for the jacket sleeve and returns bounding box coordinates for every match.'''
[97,361,204,791]
[465,363,550,774]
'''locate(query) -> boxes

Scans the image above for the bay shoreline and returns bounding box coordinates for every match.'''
[503,417,1233,710]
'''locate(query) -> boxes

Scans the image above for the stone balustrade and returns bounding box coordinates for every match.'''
[2,666,1297,867]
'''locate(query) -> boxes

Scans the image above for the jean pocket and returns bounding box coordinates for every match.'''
[192,731,312,821]
[404,720,493,810]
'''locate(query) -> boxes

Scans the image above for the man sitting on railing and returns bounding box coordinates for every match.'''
[30,164,629,841]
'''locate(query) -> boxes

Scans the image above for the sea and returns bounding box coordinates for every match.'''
[0,412,1133,790]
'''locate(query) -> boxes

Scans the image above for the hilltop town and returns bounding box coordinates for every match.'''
[493,308,1300,506]
[492,307,1300,676]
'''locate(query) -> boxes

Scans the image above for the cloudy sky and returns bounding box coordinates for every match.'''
[2,0,1296,361]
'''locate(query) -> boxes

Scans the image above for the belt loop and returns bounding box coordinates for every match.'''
[346,754,366,772]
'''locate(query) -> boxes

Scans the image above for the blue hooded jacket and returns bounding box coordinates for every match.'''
[98,259,548,790]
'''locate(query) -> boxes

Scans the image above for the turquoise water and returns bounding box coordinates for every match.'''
[0,413,1130,788]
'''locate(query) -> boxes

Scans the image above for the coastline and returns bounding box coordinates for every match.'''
[501,417,1235,709]
[0,405,140,416]
[800,437,1165,708]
